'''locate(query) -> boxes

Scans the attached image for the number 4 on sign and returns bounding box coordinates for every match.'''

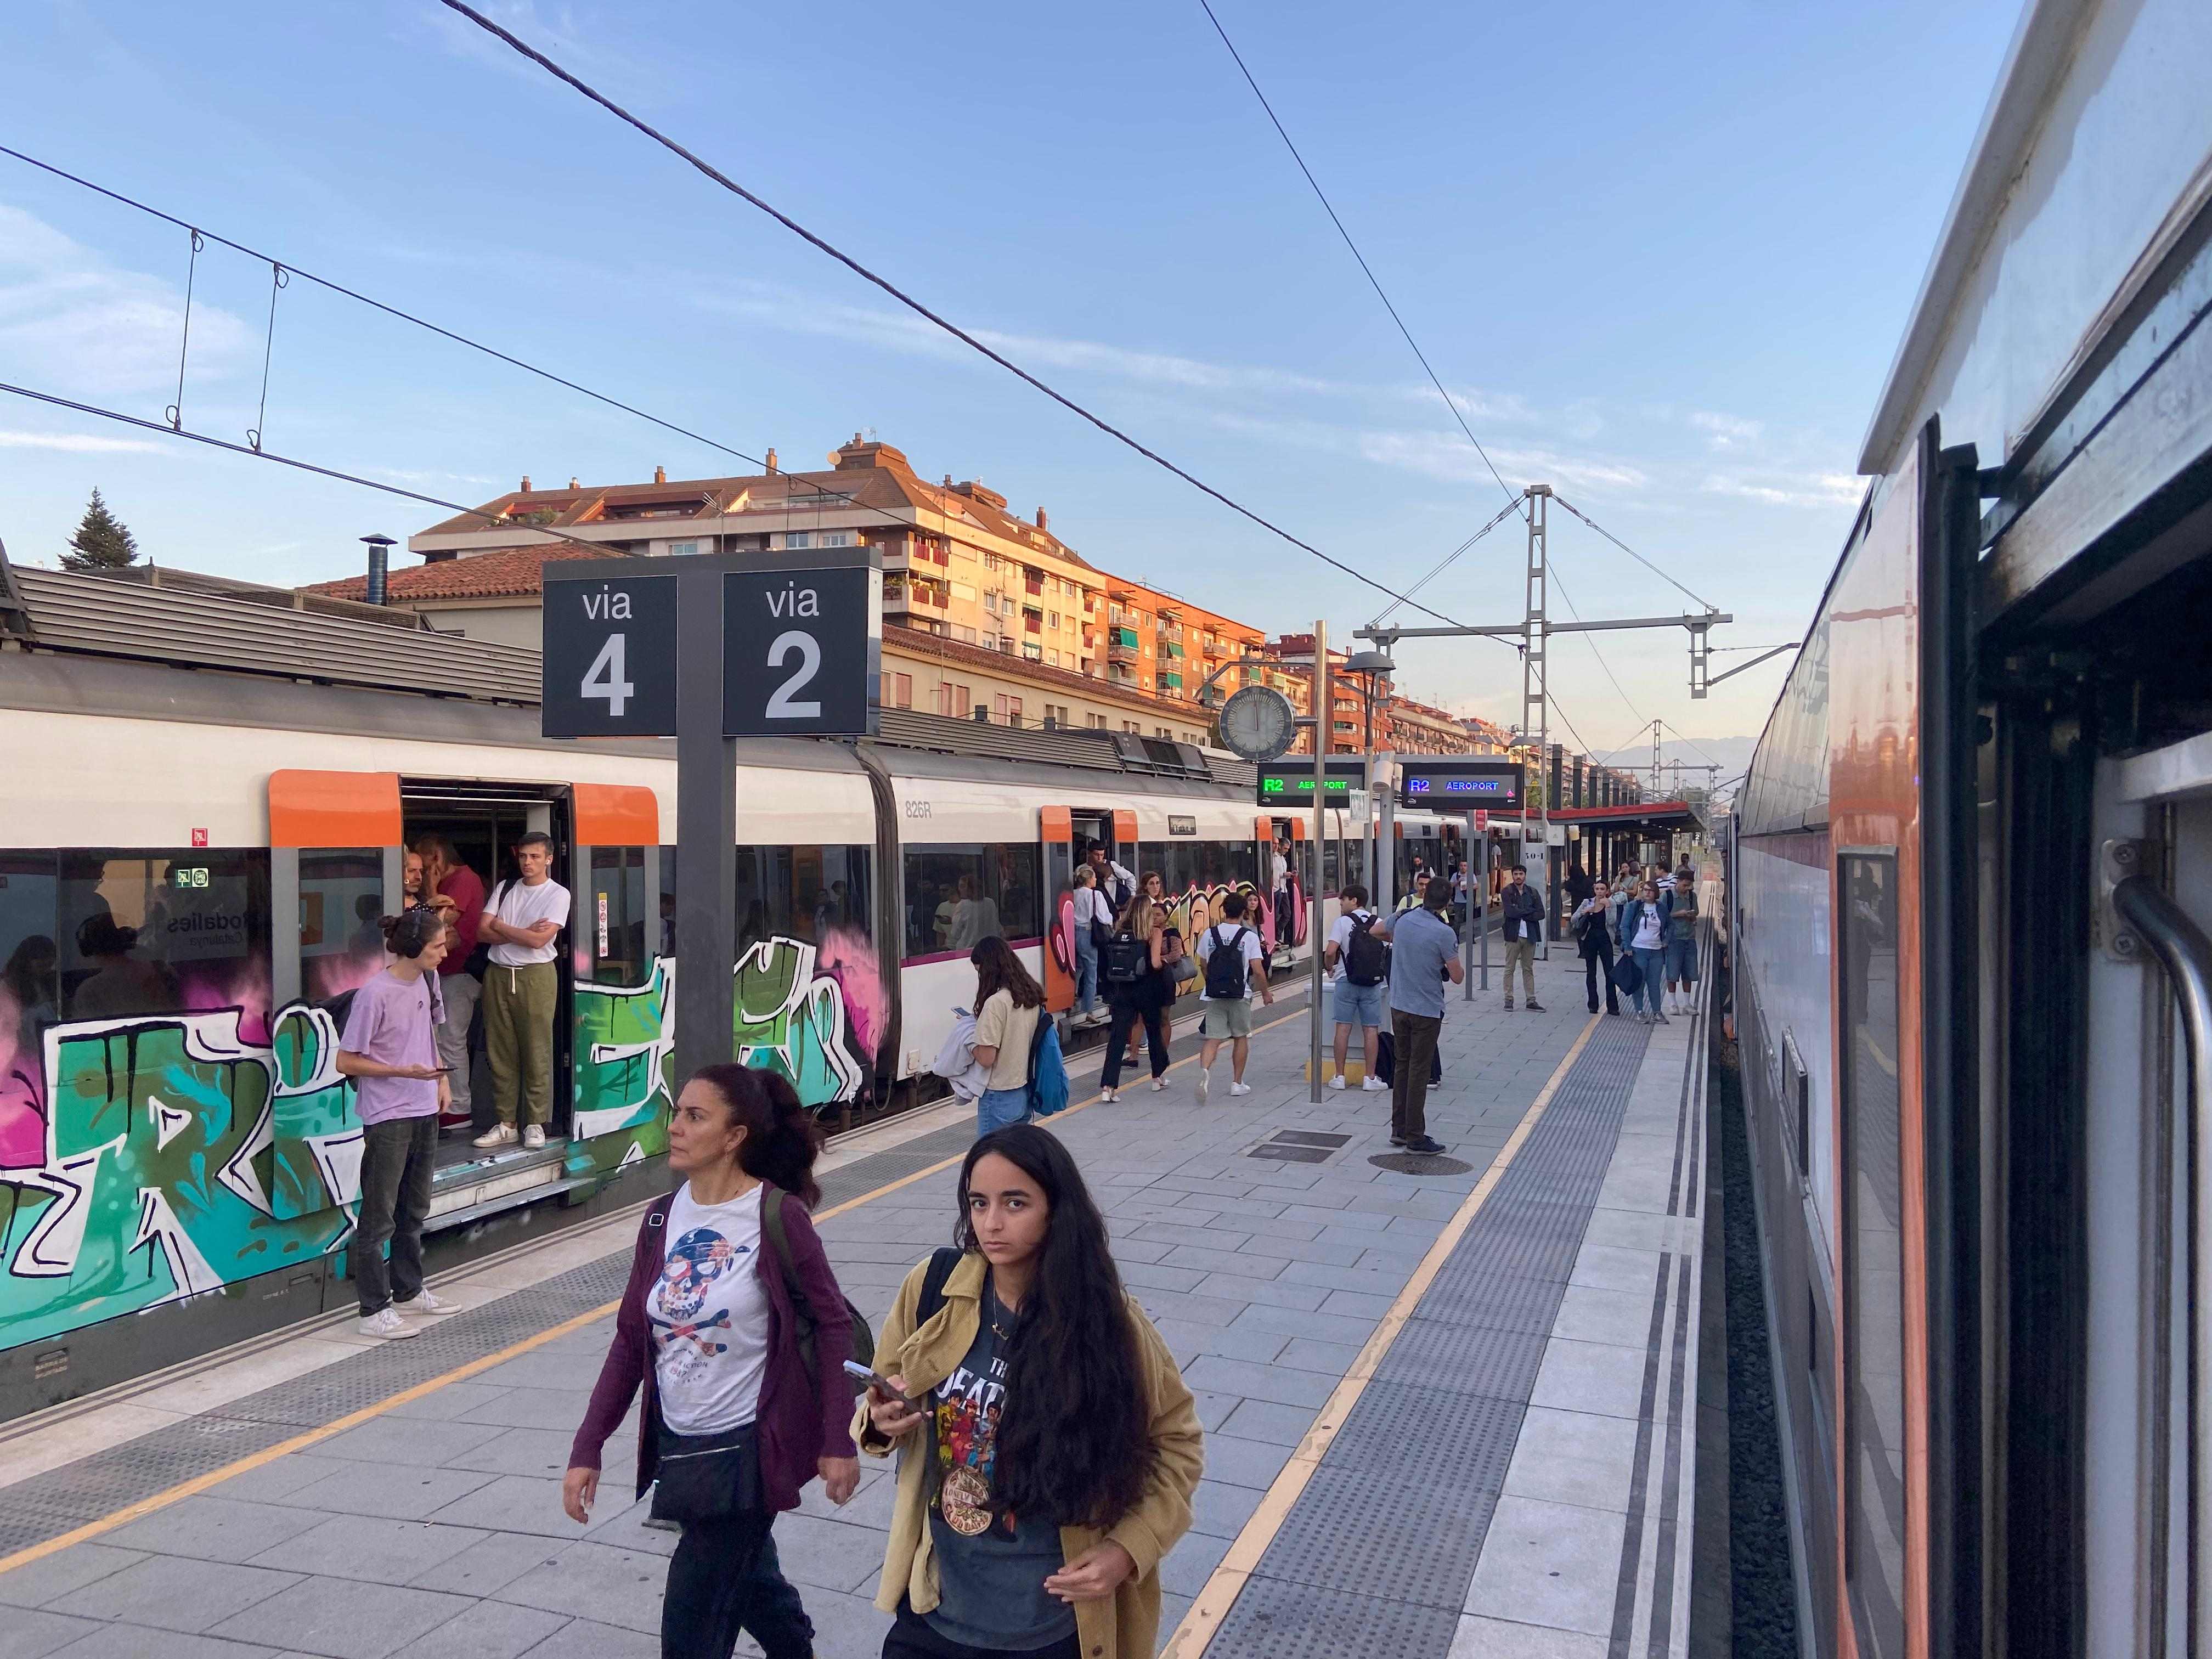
[583,633,634,716]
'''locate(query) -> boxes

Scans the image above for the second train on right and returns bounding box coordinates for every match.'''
[1723,1,2212,1656]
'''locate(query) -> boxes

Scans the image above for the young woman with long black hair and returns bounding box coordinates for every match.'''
[565,1065,860,1659]
[857,1123,1203,1659]
[968,936,1045,1135]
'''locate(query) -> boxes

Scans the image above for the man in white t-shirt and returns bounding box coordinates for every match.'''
[1193,890,1272,1103]
[475,832,571,1150]
[1325,884,1392,1092]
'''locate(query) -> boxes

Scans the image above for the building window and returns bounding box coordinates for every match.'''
[954,625,977,644]
[822,531,853,548]
[784,531,811,550]
[1088,713,1107,730]
[889,672,913,709]
[669,540,698,556]
[900,841,1040,959]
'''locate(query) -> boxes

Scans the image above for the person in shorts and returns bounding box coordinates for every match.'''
[1325,884,1391,1093]
[1193,890,1271,1103]
[1663,870,1701,1015]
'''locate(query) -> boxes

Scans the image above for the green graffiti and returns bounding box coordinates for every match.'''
[572,958,675,1141]
[0,1011,350,1350]
[734,938,865,1103]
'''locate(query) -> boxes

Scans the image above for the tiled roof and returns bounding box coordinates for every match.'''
[301,545,622,603]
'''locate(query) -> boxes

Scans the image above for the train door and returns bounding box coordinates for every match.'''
[1262,815,1308,955]
[1040,807,1076,1015]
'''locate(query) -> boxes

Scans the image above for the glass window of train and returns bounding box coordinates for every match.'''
[301,848,385,1003]
[901,844,1037,959]
[587,848,649,985]
[58,851,272,1032]
[1,853,61,1076]
[658,846,678,958]
[1838,851,1904,1659]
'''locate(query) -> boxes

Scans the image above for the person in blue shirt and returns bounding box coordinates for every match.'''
[1374,879,1464,1155]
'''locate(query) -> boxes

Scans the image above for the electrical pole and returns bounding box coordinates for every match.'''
[1650,719,1664,796]
[1521,486,1551,957]
[1309,618,1329,1105]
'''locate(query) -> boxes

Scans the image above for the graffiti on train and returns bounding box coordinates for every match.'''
[0,933,873,1348]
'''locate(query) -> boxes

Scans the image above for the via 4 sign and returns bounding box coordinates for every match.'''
[541,572,679,737]
[721,566,874,737]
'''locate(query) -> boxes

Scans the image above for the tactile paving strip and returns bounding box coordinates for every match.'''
[0,1113,988,1558]
[1209,1018,1651,1658]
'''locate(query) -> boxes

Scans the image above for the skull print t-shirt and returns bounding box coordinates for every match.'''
[647,1182,770,1436]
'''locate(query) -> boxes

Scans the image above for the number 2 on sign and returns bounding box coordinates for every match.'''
[765,630,821,718]
[582,633,634,716]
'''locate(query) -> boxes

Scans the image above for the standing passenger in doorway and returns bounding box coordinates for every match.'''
[1498,864,1546,1012]
[1375,878,1462,1155]
[338,910,468,1339]
[1069,867,1108,1028]
[415,834,486,1130]
[477,832,569,1150]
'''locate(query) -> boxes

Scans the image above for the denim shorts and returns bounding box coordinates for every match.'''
[975,1086,1030,1135]
[1664,936,1699,983]
[1331,978,1386,1029]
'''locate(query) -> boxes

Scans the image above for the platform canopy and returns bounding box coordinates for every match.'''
[1543,799,1705,834]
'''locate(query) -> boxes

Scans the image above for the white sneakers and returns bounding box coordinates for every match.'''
[1150,1077,1169,1092]
[1361,1076,1390,1093]
[1098,1087,1119,1102]
[522,1125,547,1150]
[473,1123,516,1150]
[394,1288,463,1317]
[358,1307,417,1341]
[1328,1074,1348,1091]
[1229,1081,1252,1097]
[1197,1069,1210,1104]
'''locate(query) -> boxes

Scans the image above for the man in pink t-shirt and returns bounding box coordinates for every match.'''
[415,835,487,1127]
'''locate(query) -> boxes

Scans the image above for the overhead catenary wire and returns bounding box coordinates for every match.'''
[1368,496,1524,648]
[437,0,1472,630]
[1549,492,1714,611]
[1193,0,1523,517]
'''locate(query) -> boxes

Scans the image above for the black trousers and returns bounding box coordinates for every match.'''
[1583,941,1620,1014]
[354,1115,437,1316]
[883,1603,1081,1659]
[663,1510,813,1659]
[1389,1010,1442,1142]
[1099,998,1169,1088]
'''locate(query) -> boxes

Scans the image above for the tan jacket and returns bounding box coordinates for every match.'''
[853,1251,1204,1659]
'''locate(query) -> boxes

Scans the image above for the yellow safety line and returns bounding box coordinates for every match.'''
[0,992,1319,1578]
[1161,1011,1602,1659]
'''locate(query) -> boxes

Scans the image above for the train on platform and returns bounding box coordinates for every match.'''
[0,560,1489,1419]
[1723,3,2212,1655]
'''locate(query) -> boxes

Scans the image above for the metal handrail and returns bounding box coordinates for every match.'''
[2113,873,2212,1659]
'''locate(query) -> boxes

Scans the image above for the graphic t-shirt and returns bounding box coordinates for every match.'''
[1195,924,1263,1001]
[647,1183,770,1435]
[485,877,571,968]
[339,969,445,1126]
[926,1280,1075,1651]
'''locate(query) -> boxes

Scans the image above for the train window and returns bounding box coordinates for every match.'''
[587,848,649,985]
[737,847,871,952]
[57,851,272,1032]
[1838,851,1904,1659]
[1,854,61,1082]
[300,848,386,1003]
[902,843,1040,960]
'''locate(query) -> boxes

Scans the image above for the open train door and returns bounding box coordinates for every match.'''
[1040,806,1075,1014]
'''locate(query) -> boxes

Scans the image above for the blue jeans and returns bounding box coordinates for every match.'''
[976,1086,1031,1136]
[1632,947,1666,1013]
[1074,930,1099,1016]
[1664,934,1699,985]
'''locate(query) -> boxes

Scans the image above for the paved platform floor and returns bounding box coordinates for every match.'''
[0,941,1708,1659]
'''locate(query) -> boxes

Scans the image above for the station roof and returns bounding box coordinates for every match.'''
[1546,800,1704,831]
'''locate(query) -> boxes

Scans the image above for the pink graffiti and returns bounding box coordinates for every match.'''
[815,927,882,1059]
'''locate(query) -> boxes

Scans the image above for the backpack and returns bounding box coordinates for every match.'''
[917,1245,963,1326]
[1343,912,1388,987]
[1203,926,1253,1000]
[761,1187,876,1401]
[1103,933,1148,985]
[1026,1012,1070,1116]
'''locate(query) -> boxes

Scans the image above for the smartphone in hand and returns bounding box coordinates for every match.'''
[842,1360,924,1407]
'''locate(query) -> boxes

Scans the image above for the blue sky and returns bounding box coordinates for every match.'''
[0,0,2019,753]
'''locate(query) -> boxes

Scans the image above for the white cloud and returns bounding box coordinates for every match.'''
[1690,411,1763,450]
[0,205,253,400]
[0,429,166,454]
[1701,471,1861,508]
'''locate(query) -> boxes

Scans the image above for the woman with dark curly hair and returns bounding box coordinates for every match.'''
[565,1065,861,1659]
[857,1123,1203,1659]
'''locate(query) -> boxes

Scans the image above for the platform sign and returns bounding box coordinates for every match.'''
[1475,809,1489,831]
[1257,756,1365,805]
[1398,756,1525,811]
[541,572,679,738]
[721,566,877,737]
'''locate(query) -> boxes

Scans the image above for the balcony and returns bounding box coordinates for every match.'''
[1108,641,1141,665]
[884,583,946,616]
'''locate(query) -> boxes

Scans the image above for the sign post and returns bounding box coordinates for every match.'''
[544,548,879,1087]
[1308,620,1328,1105]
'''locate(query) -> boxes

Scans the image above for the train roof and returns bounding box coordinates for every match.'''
[0,558,1259,796]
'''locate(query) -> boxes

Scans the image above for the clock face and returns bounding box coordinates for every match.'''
[1219,685,1297,761]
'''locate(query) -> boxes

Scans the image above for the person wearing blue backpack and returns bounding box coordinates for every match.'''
[968,939,1049,1135]
[1193,890,1273,1103]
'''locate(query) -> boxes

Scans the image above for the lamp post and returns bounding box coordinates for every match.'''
[1345,649,1395,894]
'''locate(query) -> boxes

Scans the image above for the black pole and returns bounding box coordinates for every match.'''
[673,560,738,1088]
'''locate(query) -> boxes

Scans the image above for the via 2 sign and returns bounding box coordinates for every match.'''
[720,567,874,738]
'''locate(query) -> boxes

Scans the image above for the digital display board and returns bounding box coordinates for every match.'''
[1397,756,1525,811]
[1257,757,1368,804]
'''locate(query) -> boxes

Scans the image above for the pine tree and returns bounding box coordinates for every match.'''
[60,489,140,572]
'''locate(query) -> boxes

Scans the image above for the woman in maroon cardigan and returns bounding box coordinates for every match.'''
[564,1064,860,1659]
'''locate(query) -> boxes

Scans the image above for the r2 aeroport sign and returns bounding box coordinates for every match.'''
[543,557,876,740]
[1397,756,1525,811]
